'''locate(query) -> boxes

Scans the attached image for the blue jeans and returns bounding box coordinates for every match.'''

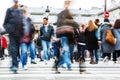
[20,41,36,67]
[89,49,98,63]
[52,42,58,57]
[58,36,71,68]
[41,40,50,61]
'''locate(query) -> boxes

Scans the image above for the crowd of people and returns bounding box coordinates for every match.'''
[0,0,120,74]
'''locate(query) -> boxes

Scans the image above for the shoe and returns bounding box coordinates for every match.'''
[10,66,18,73]
[90,61,96,64]
[103,56,109,63]
[55,70,61,74]
[31,61,37,64]
[40,59,44,62]
[44,60,48,64]
[23,65,27,70]
[95,62,98,64]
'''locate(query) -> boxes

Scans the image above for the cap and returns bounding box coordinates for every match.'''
[13,0,18,3]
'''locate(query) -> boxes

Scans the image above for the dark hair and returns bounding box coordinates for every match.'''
[113,19,120,29]
[104,18,109,22]
[43,17,48,21]
[94,19,100,25]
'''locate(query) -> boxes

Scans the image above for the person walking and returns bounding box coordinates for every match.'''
[3,0,24,73]
[85,20,99,64]
[20,5,37,70]
[40,17,54,64]
[100,18,114,62]
[54,0,79,73]
[112,19,120,63]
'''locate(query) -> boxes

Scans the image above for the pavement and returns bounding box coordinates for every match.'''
[0,57,120,80]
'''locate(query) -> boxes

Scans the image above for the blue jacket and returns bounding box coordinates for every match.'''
[100,23,114,53]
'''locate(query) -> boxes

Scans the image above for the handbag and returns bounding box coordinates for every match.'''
[56,26,74,37]
[105,29,116,45]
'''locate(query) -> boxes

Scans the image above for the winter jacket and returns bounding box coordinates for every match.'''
[100,23,114,53]
[85,29,99,50]
[3,7,24,37]
[40,24,54,41]
[20,17,35,44]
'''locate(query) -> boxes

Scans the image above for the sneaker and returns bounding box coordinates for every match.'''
[103,56,109,63]
[10,66,18,73]
[40,59,44,62]
[44,60,48,64]
[55,70,61,74]
[23,65,27,70]
[31,61,37,64]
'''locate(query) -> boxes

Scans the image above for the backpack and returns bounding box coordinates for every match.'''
[105,29,116,45]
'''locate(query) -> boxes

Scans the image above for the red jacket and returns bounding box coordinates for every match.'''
[1,36,7,49]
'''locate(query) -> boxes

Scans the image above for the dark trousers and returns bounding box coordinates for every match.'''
[69,43,74,63]
[103,53,111,60]
[113,50,120,61]
[9,35,20,68]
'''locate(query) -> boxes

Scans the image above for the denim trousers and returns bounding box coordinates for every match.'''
[89,49,98,63]
[41,40,50,61]
[58,36,71,68]
[20,41,36,67]
[52,42,58,57]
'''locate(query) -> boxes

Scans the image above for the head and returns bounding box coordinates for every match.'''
[43,17,48,25]
[13,0,19,8]
[113,19,120,29]
[94,18,100,25]
[21,5,28,16]
[87,20,98,31]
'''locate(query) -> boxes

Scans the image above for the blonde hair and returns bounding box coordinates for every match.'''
[21,5,29,17]
[87,20,98,31]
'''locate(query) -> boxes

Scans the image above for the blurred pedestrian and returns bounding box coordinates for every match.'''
[20,5,37,70]
[85,20,99,64]
[112,19,120,63]
[40,17,54,64]
[76,24,87,62]
[100,18,114,62]
[3,0,24,73]
[54,0,79,73]
[1,35,8,60]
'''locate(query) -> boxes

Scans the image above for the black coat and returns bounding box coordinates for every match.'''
[85,29,99,50]
[40,24,54,41]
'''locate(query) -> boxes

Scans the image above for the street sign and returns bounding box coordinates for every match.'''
[104,11,109,18]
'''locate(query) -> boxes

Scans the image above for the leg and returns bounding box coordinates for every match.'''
[94,49,99,64]
[20,43,28,68]
[29,41,37,64]
[9,36,20,72]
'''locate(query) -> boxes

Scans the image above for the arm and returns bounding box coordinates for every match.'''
[3,8,14,33]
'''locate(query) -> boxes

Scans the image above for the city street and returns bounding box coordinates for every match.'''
[0,57,120,80]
